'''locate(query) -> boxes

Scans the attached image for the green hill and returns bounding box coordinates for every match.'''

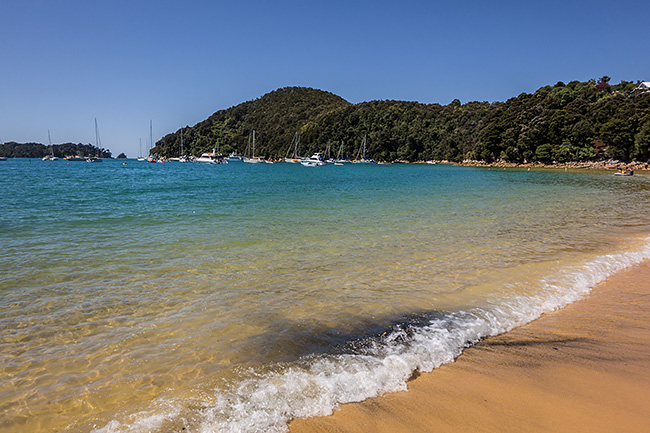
[156,87,351,159]
[154,79,650,163]
[0,141,112,159]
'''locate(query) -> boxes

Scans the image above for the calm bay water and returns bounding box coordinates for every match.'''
[2,158,650,433]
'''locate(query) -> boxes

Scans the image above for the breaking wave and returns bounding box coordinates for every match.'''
[94,238,650,433]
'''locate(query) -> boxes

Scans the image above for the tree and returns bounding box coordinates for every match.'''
[633,121,650,161]
[535,143,553,162]
[595,75,612,92]
[600,118,635,161]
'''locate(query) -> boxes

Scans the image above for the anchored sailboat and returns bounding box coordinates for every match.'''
[284,132,303,163]
[86,119,103,162]
[42,130,58,161]
[137,139,146,161]
[243,130,263,163]
[332,140,347,164]
[353,134,373,163]
[146,120,160,163]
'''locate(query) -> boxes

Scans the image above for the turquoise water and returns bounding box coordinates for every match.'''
[2,158,650,433]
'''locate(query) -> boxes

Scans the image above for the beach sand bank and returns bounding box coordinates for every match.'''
[290,261,650,433]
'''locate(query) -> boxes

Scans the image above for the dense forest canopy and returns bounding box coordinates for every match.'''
[0,141,112,159]
[3,80,648,163]
[156,80,650,163]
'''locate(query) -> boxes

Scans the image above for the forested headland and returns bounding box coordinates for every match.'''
[0,141,112,159]
[155,78,650,163]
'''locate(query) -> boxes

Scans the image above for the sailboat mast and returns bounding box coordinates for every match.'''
[294,132,299,157]
[95,118,100,148]
[150,120,153,154]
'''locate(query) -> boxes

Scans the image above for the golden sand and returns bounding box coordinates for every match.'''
[290,261,650,433]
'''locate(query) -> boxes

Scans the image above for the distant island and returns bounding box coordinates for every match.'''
[155,77,650,164]
[0,141,112,159]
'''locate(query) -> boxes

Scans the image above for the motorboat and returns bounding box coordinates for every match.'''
[227,152,243,162]
[301,152,326,166]
[196,152,226,164]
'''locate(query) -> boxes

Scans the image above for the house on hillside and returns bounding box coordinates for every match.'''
[634,81,650,92]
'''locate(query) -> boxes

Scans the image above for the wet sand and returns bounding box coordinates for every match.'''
[290,261,650,433]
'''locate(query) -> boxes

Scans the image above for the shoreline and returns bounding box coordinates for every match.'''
[440,159,649,171]
[290,260,650,433]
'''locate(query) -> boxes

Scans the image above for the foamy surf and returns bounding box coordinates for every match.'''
[93,237,650,433]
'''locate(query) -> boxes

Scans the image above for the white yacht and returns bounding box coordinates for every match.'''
[196,151,225,164]
[227,152,243,162]
[301,152,326,166]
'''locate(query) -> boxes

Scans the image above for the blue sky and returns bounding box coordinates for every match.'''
[1,0,647,157]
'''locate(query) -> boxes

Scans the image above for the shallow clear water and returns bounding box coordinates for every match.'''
[2,159,650,433]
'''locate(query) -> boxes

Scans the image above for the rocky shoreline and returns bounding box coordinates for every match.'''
[429,159,650,171]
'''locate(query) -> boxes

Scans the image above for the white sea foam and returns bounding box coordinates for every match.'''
[92,399,182,433]
[95,238,650,433]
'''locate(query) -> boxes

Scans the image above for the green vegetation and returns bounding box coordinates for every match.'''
[157,87,351,160]
[0,142,112,159]
[155,79,650,163]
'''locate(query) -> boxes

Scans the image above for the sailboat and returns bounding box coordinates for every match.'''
[137,139,146,161]
[353,134,373,163]
[146,120,160,163]
[324,139,337,164]
[243,130,263,163]
[332,140,347,165]
[86,119,103,162]
[178,129,191,162]
[42,130,58,161]
[171,128,191,162]
[284,132,303,163]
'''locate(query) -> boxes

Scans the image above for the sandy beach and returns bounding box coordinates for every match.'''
[290,260,650,433]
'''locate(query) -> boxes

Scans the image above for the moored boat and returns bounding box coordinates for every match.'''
[196,152,223,164]
[86,119,104,163]
[227,152,243,162]
[42,130,58,161]
[353,134,374,163]
[196,146,226,164]
[243,130,264,163]
[284,132,304,163]
[301,152,326,166]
